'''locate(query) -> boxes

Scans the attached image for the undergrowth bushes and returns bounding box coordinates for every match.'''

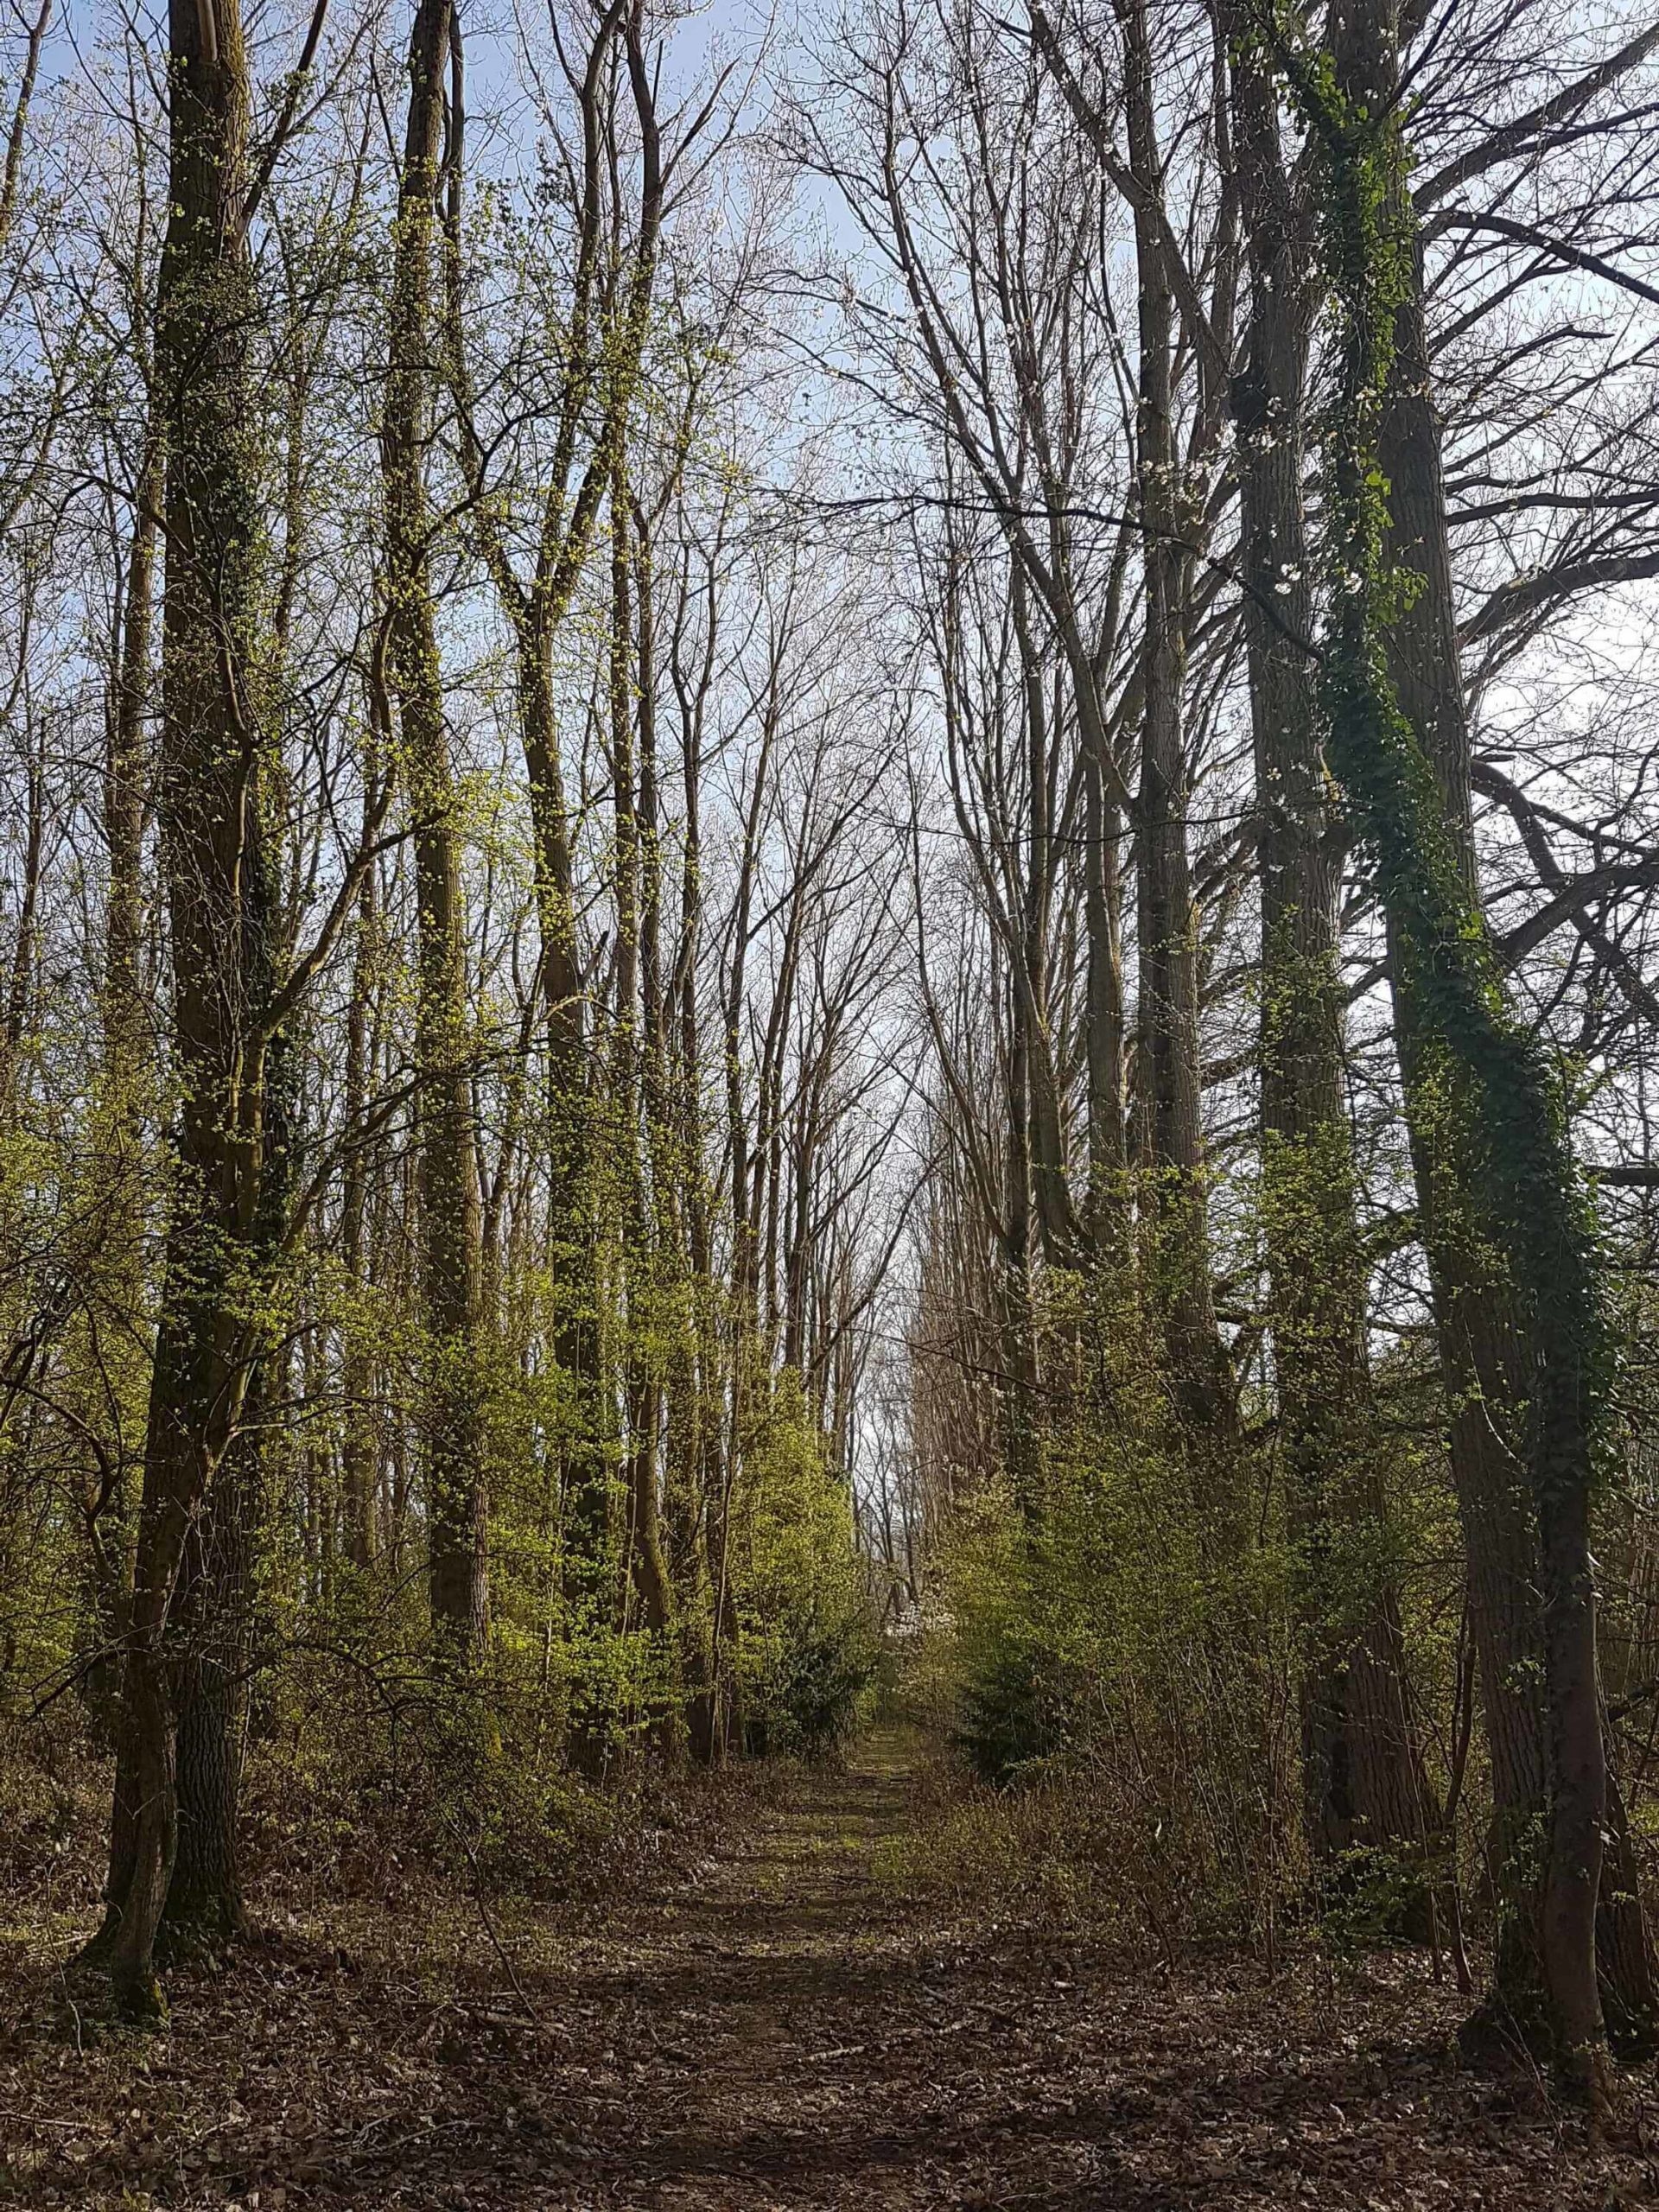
[735,1370,881,1757]
[1,1638,804,1974]
[923,1395,1303,1952]
[0,1330,882,1959]
[895,1300,1484,1972]
[895,1280,1460,1962]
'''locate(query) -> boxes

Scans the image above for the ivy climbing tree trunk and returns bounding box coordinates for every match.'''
[1228,10,1440,1899]
[1271,0,1618,2091]
[608,450,676,1756]
[1353,3,1657,2045]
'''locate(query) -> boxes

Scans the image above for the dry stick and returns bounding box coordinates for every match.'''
[1439,1597,1478,1995]
[0,0,50,248]
[438,1802,538,2024]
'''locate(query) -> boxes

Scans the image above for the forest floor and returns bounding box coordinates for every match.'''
[5,1732,1659,2209]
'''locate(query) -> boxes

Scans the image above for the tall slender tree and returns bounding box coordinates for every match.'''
[91,0,281,2015]
[383,0,489,1669]
[1226,4,1440,1890]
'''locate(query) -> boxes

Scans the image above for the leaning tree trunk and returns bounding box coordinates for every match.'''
[382,0,488,1673]
[1368,142,1658,2057]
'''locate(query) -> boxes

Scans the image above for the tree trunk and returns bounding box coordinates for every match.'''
[76,433,160,1733]
[340,746,379,1576]
[611,454,677,1752]
[1116,0,1235,1450]
[160,1010,289,1955]
[1306,0,1622,2087]
[382,0,488,1672]
[1375,214,1656,2048]
[1228,13,1440,1895]
[159,1427,254,1955]
[91,0,276,2020]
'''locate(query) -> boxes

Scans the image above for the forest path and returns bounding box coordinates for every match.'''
[291,1730,1655,2209]
[7,1732,1657,2208]
[495,1723,1179,2209]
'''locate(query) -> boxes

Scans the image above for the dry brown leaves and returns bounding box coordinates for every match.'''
[3,1748,1657,2209]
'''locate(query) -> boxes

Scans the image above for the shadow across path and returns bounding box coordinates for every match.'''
[5,1731,1653,2209]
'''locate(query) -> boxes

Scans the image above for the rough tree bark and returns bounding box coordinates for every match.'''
[90,0,277,2017]
[76,434,161,1733]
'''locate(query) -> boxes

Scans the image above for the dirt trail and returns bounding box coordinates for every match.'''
[6,1733,1658,2208]
[512,1734,1640,2211]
